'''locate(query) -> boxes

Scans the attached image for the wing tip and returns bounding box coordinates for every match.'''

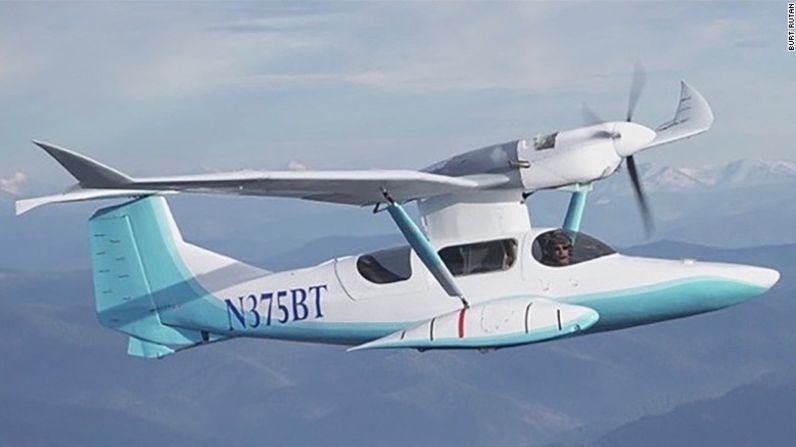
[31,139,62,155]
[682,80,715,126]
[14,199,36,216]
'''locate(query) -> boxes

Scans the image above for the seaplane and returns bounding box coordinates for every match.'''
[16,68,780,358]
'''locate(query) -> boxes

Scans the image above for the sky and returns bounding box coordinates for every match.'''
[0,1,794,194]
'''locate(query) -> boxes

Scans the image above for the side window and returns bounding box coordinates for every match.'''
[532,229,615,267]
[357,247,412,284]
[439,239,517,276]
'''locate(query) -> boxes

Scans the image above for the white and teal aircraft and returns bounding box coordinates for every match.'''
[16,74,780,358]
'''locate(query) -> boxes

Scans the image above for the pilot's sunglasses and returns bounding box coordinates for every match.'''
[555,244,572,252]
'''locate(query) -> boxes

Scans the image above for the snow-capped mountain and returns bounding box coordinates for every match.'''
[599,159,796,195]
[667,159,796,189]
[530,158,796,248]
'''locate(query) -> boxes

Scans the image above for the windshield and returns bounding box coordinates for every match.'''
[532,229,615,267]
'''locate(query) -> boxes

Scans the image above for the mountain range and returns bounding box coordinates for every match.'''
[528,158,796,248]
[596,159,796,194]
[589,372,796,447]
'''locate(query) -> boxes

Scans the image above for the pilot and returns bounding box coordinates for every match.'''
[543,230,573,267]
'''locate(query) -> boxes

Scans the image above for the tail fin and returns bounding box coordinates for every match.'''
[88,196,267,358]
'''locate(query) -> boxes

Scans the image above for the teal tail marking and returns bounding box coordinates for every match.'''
[88,196,227,358]
[89,196,411,353]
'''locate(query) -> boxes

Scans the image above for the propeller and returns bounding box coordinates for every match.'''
[624,61,655,237]
[581,61,656,238]
[626,60,646,123]
[581,102,604,127]
[625,154,655,236]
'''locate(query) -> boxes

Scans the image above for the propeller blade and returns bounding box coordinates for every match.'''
[626,60,647,122]
[582,102,604,126]
[625,155,654,237]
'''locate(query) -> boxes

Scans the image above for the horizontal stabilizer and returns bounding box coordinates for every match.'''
[128,337,176,359]
[647,81,714,149]
[349,297,599,351]
[15,188,167,215]
[127,335,227,359]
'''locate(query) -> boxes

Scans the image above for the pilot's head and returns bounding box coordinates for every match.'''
[545,231,572,266]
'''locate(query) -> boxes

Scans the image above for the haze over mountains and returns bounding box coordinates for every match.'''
[590,373,796,447]
[603,159,796,193]
[531,159,796,248]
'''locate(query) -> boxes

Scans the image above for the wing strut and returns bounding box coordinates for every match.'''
[561,183,592,233]
[380,190,468,309]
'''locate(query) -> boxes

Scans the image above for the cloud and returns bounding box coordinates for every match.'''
[0,1,791,174]
[0,2,778,103]
[287,160,307,171]
[215,2,578,93]
[0,3,601,99]
[0,172,27,195]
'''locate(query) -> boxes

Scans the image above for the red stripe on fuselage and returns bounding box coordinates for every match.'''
[458,308,466,338]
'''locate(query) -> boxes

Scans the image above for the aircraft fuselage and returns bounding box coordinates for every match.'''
[201,228,778,346]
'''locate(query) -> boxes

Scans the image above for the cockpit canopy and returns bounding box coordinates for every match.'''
[532,229,615,267]
[356,238,518,284]
[355,230,614,284]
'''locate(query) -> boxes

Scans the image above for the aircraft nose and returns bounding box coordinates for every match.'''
[688,263,781,311]
[714,263,780,291]
[740,266,780,290]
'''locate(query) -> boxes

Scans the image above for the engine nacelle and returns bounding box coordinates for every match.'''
[517,125,628,190]
[424,123,639,193]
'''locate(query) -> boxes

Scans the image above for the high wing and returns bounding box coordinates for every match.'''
[132,170,485,205]
[348,297,599,351]
[15,141,508,215]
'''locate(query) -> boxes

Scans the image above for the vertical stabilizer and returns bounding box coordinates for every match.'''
[88,196,260,357]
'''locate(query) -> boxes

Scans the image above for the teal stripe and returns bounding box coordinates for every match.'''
[565,276,767,331]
